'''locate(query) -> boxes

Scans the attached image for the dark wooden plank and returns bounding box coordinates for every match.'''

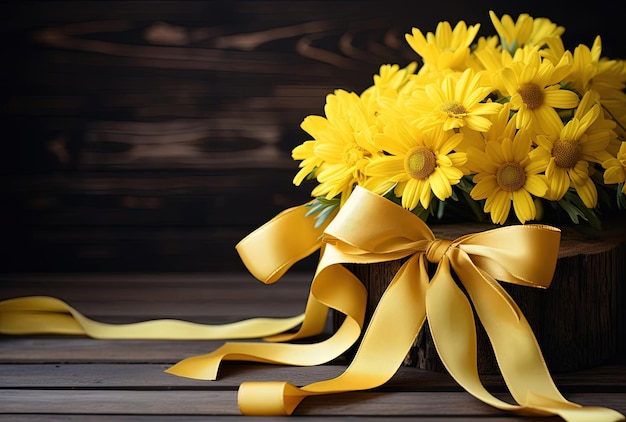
[0,272,313,286]
[0,417,562,422]
[0,273,311,289]
[0,273,313,303]
[0,338,227,363]
[1,269,625,420]
[0,363,346,389]
[0,389,623,417]
[0,272,314,318]
[0,301,309,322]
[1,362,625,391]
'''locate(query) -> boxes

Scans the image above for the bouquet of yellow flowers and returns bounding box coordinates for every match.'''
[292,10,626,229]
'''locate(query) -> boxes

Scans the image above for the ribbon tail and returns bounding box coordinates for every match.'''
[166,261,368,380]
[264,292,329,343]
[237,253,429,416]
[426,255,524,413]
[0,296,305,340]
[164,316,361,380]
[452,248,626,422]
[525,392,626,422]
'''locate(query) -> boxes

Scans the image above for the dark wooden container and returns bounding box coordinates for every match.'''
[333,220,626,374]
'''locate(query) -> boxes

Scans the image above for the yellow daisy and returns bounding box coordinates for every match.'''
[364,121,466,211]
[498,49,580,134]
[468,129,548,224]
[405,68,503,133]
[543,36,625,99]
[556,36,626,138]
[361,62,418,128]
[292,89,382,206]
[292,116,327,186]
[473,40,550,92]
[373,62,418,93]
[405,20,480,73]
[489,10,533,53]
[529,92,612,207]
[489,10,564,54]
[460,102,516,156]
[603,141,626,195]
[528,16,565,47]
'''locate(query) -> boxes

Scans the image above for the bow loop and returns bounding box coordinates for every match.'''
[454,225,561,288]
[235,202,333,284]
[321,187,435,261]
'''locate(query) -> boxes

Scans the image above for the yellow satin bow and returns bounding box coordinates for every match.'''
[167,186,624,421]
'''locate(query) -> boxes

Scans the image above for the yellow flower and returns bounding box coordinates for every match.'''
[498,49,579,134]
[544,36,624,96]
[603,142,626,195]
[292,11,626,228]
[468,130,548,224]
[461,102,516,156]
[566,38,626,137]
[488,10,564,53]
[373,62,418,93]
[365,121,466,210]
[361,62,418,128]
[529,93,611,207]
[292,117,327,186]
[405,20,480,73]
[292,89,382,206]
[489,11,533,52]
[542,36,626,139]
[527,16,565,47]
[405,68,503,132]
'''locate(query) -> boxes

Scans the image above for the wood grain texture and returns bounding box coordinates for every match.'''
[3,1,625,272]
[1,272,624,419]
[3,362,626,389]
[1,389,624,417]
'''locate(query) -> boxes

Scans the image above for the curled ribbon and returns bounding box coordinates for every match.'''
[167,186,624,421]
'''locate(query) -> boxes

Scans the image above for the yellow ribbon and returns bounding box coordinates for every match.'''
[167,186,624,421]
[0,295,305,339]
[1,186,624,421]
[0,204,330,340]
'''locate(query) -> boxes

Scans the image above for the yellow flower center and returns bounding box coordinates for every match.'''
[496,162,527,192]
[552,139,581,168]
[518,83,543,109]
[343,144,369,166]
[441,101,467,115]
[405,146,436,179]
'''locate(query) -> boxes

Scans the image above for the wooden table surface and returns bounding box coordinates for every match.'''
[1,272,625,421]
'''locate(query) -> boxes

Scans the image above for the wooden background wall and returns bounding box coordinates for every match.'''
[2,1,624,272]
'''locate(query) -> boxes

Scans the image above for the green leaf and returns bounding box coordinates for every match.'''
[411,204,430,221]
[557,191,602,230]
[305,197,340,228]
[435,199,445,220]
[617,183,626,209]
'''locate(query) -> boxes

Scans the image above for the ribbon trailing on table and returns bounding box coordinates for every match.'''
[0,203,329,340]
[0,186,624,421]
